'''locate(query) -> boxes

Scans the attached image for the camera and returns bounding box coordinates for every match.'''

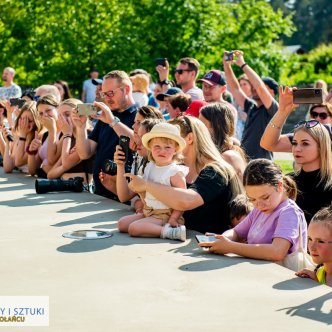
[35,177,84,194]
[102,159,132,176]
[225,51,234,61]
[76,103,98,116]
[9,98,26,108]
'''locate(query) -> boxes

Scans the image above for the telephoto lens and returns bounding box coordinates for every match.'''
[35,177,84,194]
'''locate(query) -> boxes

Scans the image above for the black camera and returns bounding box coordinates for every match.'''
[102,159,132,176]
[35,177,84,194]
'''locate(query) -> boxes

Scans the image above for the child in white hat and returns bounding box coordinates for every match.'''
[117,122,188,241]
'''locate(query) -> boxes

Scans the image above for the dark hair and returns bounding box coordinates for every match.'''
[22,89,35,101]
[229,194,253,221]
[0,100,7,118]
[179,57,200,76]
[200,102,235,152]
[169,93,192,113]
[138,106,164,120]
[140,118,164,133]
[243,159,297,200]
[54,80,72,100]
[310,103,332,117]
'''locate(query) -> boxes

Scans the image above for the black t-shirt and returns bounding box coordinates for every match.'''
[88,104,138,199]
[183,166,233,234]
[241,98,278,160]
[289,169,332,224]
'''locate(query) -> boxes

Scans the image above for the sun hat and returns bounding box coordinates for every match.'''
[142,122,186,152]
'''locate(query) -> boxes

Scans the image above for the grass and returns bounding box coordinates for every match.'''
[275,160,294,174]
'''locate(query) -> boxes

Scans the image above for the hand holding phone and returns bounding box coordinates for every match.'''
[119,135,130,162]
[195,235,218,247]
[293,88,323,104]
[155,58,167,67]
[10,98,26,108]
[225,51,234,61]
[76,103,98,116]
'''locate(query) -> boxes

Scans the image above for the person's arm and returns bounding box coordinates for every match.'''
[168,171,187,227]
[1,128,15,173]
[115,145,136,202]
[260,86,298,152]
[208,236,291,261]
[295,268,318,281]
[232,50,274,109]
[156,60,171,93]
[126,173,204,211]
[14,116,30,167]
[70,112,97,160]
[223,52,247,109]
[27,131,42,176]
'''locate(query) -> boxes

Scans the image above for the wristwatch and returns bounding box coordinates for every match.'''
[160,80,170,86]
[109,116,120,128]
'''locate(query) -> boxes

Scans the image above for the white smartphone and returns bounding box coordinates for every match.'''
[77,103,98,116]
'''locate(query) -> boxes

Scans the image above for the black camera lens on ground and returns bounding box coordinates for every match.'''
[35,177,84,194]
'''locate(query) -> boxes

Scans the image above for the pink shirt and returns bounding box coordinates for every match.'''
[234,199,307,253]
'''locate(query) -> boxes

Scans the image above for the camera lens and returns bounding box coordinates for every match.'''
[102,159,117,176]
[315,89,320,95]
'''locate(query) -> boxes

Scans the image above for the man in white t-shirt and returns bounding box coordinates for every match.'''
[81,68,100,103]
[0,67,22,100]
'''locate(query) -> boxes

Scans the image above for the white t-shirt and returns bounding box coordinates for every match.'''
[143,162,189,209]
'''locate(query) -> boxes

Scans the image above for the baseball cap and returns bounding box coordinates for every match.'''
[92,78,103,86]
[184,100,207,118]
[262,77,279,95]
[197,70,226,86]
[156,87,182,101]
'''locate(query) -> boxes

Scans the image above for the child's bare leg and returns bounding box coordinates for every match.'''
[128,217,164,238]
[117,213,144,233]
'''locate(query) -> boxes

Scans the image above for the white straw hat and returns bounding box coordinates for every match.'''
[142,122,186,152]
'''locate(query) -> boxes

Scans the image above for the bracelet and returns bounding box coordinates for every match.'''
[110,117,120,128]
[269,120,282,130]
[62,134,72,140]
[240,63,248,70]
[19,137,27,141]
[25,145,38,155]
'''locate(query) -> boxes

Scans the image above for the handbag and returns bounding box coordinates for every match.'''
[279,219,315,272]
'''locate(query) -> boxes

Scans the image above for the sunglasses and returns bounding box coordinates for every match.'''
[310,111,329,120]
[174,69,193,75]
[100,87,123,98]
[294,120,319,129]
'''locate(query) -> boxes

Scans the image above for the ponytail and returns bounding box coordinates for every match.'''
[282,175,297,200]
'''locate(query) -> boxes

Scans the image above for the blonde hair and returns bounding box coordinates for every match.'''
[130,74,149,94]
[311,206,332,234]
[104,70,132,89]
[14,101,43,144]
[59,98,82,109]
[294,124,332,189]
[169,116,243,199]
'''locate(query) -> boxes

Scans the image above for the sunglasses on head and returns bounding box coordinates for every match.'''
[294,120,320,129]
[310,110,329,120]
[174,69,193,75]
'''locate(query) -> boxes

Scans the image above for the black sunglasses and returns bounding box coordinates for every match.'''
[294,120,320,129]
[310,111,329,120]
[174,69,193,75]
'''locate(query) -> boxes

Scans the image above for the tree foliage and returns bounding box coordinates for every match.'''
[0,0,295,95]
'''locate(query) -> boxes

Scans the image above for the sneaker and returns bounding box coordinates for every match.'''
[161,223,186,242]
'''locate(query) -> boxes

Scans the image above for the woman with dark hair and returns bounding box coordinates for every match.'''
[54,80,72,101]
[201,159,307,264]
[199,102,247,180]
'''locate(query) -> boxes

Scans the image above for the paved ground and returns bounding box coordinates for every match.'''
[0,169,331,332]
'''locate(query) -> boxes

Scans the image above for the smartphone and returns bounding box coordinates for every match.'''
[225,51,234,61]
[195,235,218,247]
[76,103,98,116]
[119,135,130,162]
[155,58,167,67]
[9,98,26,108]
[293,88,323,104]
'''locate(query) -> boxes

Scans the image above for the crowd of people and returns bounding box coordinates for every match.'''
[0,50,332,287]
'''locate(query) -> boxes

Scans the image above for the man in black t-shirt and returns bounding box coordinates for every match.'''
[73,70,138,199]
[223,50,279,160]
